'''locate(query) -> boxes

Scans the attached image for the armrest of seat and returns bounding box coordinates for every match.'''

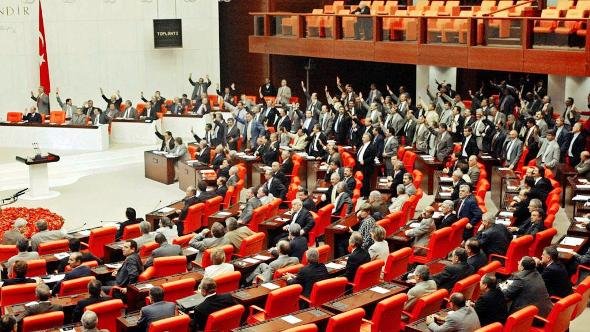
[248,304,266,318]
[401,310,414,322]
[80,241,89,249]
[108,286,126,297]
[550,295,562,303]
[533,315,549,326]
[489,254,506,263]
[299,295,311,304]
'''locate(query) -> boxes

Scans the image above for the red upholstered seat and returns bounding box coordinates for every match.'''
[59,276,95,296]
[247,284,303,324]
[184,203,205,234]
[213,271,242,293]
[148,314,191,332]
[22,312,64,331]
[301,244,331,265]
[235,232,266,258]
[301,277,348,307]
[203,304,245,332]
[350,260,385,292]
[450,274,481,301]
[360,293,408,332]
[529,228,557,257]
[161,278,197,302]
[121,224,141,240]
[383,247,413,282]
[82,226,117,259]
[503,305,538,332]
[531,293,581,332]
[474,322,503,332]
[37,239,70,255]
[410,227,452,264]
[199,245,234,268]
[489,235,534,276]
[284,324,318,332]
[0,284,37,314]
[139,241,160,258]
[6,112,22,123]
[139,256,187,281]
[325,307,365,332]
[0,245,18,262]
[85,299,125,332]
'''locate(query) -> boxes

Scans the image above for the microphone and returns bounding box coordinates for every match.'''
[151,199,164,212]
[13,188,28,197]
[68,221,88,233]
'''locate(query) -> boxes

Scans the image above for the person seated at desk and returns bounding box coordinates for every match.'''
[466,155,481,185]
[246,240,299,284]
[345,232,371,283]
[285,128,309,152]
[2,261,36,286]
[104,103,118,121]
[116,207,141,241]
[117,100,137,119]
[271,161,289,188]
[195,140,211,165]
[132,221,156,249]
[6,238,39,273]
[318,172,341,209]
[1,218,27,245]
[476,216,511,257]
[288,223,308,261]
[226,165,240,187]
[405,265,437,311]
[81,310,109,332]
[237,187,261,225]
[223,217,254,251]
[137,286,176,332]
[389,184,409,213]
[142,101,158,120]
[56,238,101,272]
[102,240,143,295]
[215,177,228,198]
[273,199,315,247]
[403,173,417,196]
[155,217,179,243]
[170,136,188,160]
[426,292,481,331]
[23,106,42,123]
[501,256,553,318]
[508,209,545,237]
[252,135,269,163]
[576,151,590,181]
[192,278,236,331]
[324,160,344,182]
[368,225,389,262]
[473,273,508,327]
[0,315,16,332]
[154,125,174,152]
[534,246,573,298]
[190,222,226,263]
[368,191,389,221]
[263,169,287,200]
[257,186,274,205]
[30,219,70,251]
[465,238,487,272]
[352,203,376,250]
[404,206,436,255]
[176,186,198,229]
[203,248,234,279]
[507,188,531,228]
[388,160,406,196]
[332,182,354,217]
[71,107,87,125]
[432,248,474,291]
[145,233,182,269]
[285,248,330,305]
[72,279,111,322]
[91,109,109,125]
[211,145,225,170]
[437,200,457,229]
[16,283,63,323]
[52,252,93,295]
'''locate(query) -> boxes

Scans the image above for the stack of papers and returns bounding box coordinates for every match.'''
[242,257,260,264]
[217,211,232,216]
[105,263,122,269]
[254,255,272,260]
[281,315,302,324]
[496,219,511,226]
[370,286,390,294]
[440,176,453,182]
[561,237,585,246]
[439,192,452,197]
[326,262,346,270]
[54,252,70,260]
[572,195,590,201]
[316,187,329,192]
[557,247,575,254]
[498,167,511,171]
[432,212,444,219]
[577,184,590,190]
[574,217,590,223]
[440,186,452,192]
[261,283,280,290]
[158,207,174,213]
[499,211,513,217]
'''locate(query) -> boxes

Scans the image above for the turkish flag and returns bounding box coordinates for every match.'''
[39,0,50,93]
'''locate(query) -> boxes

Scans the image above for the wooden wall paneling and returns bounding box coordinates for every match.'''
[417,45,469,68]
[468,47,524,72]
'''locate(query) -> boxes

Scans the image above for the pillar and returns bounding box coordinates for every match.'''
[415,65,457,103]
[548,74,566,112]
[565,76,590,112]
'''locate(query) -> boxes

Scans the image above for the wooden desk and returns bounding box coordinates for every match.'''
[258,211,293,247]
[208,204,241,227]
[178,161,217,191]
[491,167,517,210]
[478,153,503,183]
[322,281,407,313]
[405,308,451,332]
[556,164,577,208]
[324,214,359,260]
[41,323,83,332]
[387,226,413,252]
[414,154,444,195]
[568,217,590,237]
[568,177,590,216]
[557,235,589,261]
[305,159,325,192]
[144,150,178,185]
[231,279,288,307]
[325,255,349,276]
[126,271,203,311]
[117,311,140,332]
[229,250,275,276]
[232,307,333,332]
[236,155,259,187]
[145,200,184,230]
[4,292,88,323]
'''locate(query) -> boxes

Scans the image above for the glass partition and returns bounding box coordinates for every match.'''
[338,15,374,40]
[305,14,334,38]
[270,15,299,37]
[253,15,265,36]
[532,18,587,49]
[425,17,468,44]
[482,18,522,47]
[381,17,418,42]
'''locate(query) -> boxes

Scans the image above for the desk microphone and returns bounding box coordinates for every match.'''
[151,199,164,213]
[68,221,88,233]
[13,188,28,197]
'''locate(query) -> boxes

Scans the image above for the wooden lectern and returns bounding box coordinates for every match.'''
[15,153,60,200]
[144,151,178,184]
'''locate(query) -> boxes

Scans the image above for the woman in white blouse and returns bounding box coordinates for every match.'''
[368,225,389,262]
[155,217,178,243]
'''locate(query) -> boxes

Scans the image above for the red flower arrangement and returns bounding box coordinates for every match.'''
[0,207,65,239]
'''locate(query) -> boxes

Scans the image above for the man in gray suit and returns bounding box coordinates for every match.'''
[430,123,454,161]
[16,283,62,322]
[276,79,292,105]
[382,128,399,175]
[413,116,430,152]
[237,187,261,225]
[30,219,69,251]
[576,151,590,181]
[501,256,553,317]
[489,106,506,127]
[55,88,77,118]
[536,130,560,170]
[319,105,334,137]
[189,73,211,100]
[405,265,437,311]
[405,206,436,252]
[6,238,40,272]
[190,222,226,263]
[502,130,523,170]
[246,240,299,284]
[118,100,137,119]
[137,286,176,331]
[467,156,481,185]
[132,221,156,249]
[144,233,182,268]
[427,292,481,331]
[1,218,27,245]
[30,86,50,115]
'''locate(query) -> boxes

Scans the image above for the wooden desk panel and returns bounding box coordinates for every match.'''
[144,151,177,185]
[127,271,203,311]
[414,154,444,195]
[325,214,359,260]
[231,279,288,306]
[322,281,407,313]
[232,307,333,332]
[556,164,577,208]
[405,308,451,332]
[145,200,184,230]
[491,167,517,210]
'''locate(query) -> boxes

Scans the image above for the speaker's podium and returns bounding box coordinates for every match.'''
[16,153,60,200]
[144,150,178,184]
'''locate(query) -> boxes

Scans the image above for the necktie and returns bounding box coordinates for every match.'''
[457,199,465,215]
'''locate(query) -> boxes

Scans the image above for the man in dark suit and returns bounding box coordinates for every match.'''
[211,145,225,170]
[287,223,309,261]
[189,74,211,100]
[530,166,552,201]
[116,207,141,240]
[263,169,287,200]
[16,283,62,322]
[286,247,330,305]
[137,286,176,331]
[274,108,292,132]
[333,106,352,145]
[567,122,585,167]
[474,274,508,326]
[502,256,553,317]
[450,169,468,201]
[432,248,474,291]
[225,118,241,150]
[402,113,417,147]
[535,246,573,298]
[437,200,458,229]
[345,232,371,283]
[259,78,277,99]
[155,125,175,152]
[456,185,483,240]
[2,260,36,286]
[476,217,511,256]
[52,252,93,294]
[144,234,182,268]
[215,177,228,199]
[274,199,315,246]
[307,124,328,158]
[23,106,42,123]
[72,279,111,322]
[193,278,236,330]
[460,127,479,160]
[342,167,356,195]
[465,238,488,272]
[101,240,143,294]
[357,133,376,198]
[195,140,211,164]
[270,161,289,188]
[279,150,294,176]
[555,116,570,162]
[195,180,216,203]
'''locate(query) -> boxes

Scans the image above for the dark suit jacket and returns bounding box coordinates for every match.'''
[196,190,216,204]
[503,269,553,317]
[72,296,111,322]
[302,197,317,212]
[333,192,354,216]
[179,196,199,221]
[53,265,92,294]
[568,132,586,167]
[275,116,292,132]
[345,248,371,281]
[216,185,228,199]
[24,112,42,123]
[115,253,143,286]
[474,288,508,326]
[137,301,176,331]
[539,262,573,298]
[357,143,376,168]
[467,251,488,272]
[476,223,511,256]
[266,177,287,199]
[291,208,315,235]
[289,236,308,261]
[197,146,212,164]
[211,153,224,170]
[2,277,36,286]
[263,141,280,166]
[280,159,294,177]
[344,176,356,195]
[433,262,473,291]
[193,293,236,330]
[288,262,330,297]
[451,179,468,201]
[155,131,175,151]
[437,213,457,229]
[116,218,141,240]
[389,169,406,195]
[457,195,483,239]
[461,135,480,158]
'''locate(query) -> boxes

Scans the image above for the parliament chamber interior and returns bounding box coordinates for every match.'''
[2,0,590,331]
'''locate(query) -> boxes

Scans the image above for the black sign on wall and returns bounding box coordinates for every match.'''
[153,19,183,48]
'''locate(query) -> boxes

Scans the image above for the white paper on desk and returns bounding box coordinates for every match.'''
[54,252,70,260]
[498,167,511,171]
[575,217,590,223]
[440,186,452,192]
[370,286,390,294]
[284,211,293,215]
[253,255,272,260]
[439,192,452,197]
[316,187,329,192]
[184,247,198,253]
[276,218,290,222]
[261,282,280,290]
[281,315,302,324]
[440,176,453,182]
[102,221,119,228]
[409,222,421,228]
[105,263,122,269]
[379,178,389,183]
[480,155,492,159]
[499,211,513,217]
[217,211,232,216]
[561,237,585,246]
[573,195,590,201]
[335,225,348,230]
[137,283,154,290]
[326,262,346,270]
[319,165,328,171]
[557,247,575,254]
[577,185,590,190]
[496,219,511,226]
[580,179,590,184]
[43,274,65,283]
[242,258,261,264]
[432,212,444,219]
[158,207,174,213]
[78,230,91,236]
[507,186,518,191]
